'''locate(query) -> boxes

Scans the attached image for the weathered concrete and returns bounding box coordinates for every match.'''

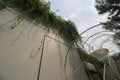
[0,8,89,80]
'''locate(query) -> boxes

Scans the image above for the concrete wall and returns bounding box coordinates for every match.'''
[0,8,89,80]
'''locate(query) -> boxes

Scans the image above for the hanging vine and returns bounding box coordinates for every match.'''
[6,0,81,44]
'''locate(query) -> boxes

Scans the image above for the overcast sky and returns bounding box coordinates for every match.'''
[44,0,120,54]
[44,0,107,33]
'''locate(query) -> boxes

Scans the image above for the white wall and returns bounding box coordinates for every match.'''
[0,8,89,80]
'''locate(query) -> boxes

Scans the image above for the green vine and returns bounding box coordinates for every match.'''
[77,48,103,71]
[7,0,81,44]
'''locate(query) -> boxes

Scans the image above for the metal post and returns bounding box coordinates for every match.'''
[103,62,106,80]
[37,35,46,80]
[107,55,111,66]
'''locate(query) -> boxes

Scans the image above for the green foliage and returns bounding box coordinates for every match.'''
[95,0,120,30]
[113,32,120,46]
[77,48,103,69]
[8,0,81,44]
[95,0,120,48]
[77,48,103,78]
[0,0,5,4]
[95,0,120,16]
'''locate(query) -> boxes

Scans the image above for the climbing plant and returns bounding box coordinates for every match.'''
[7,0,80,44]
[77,48,103,71]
